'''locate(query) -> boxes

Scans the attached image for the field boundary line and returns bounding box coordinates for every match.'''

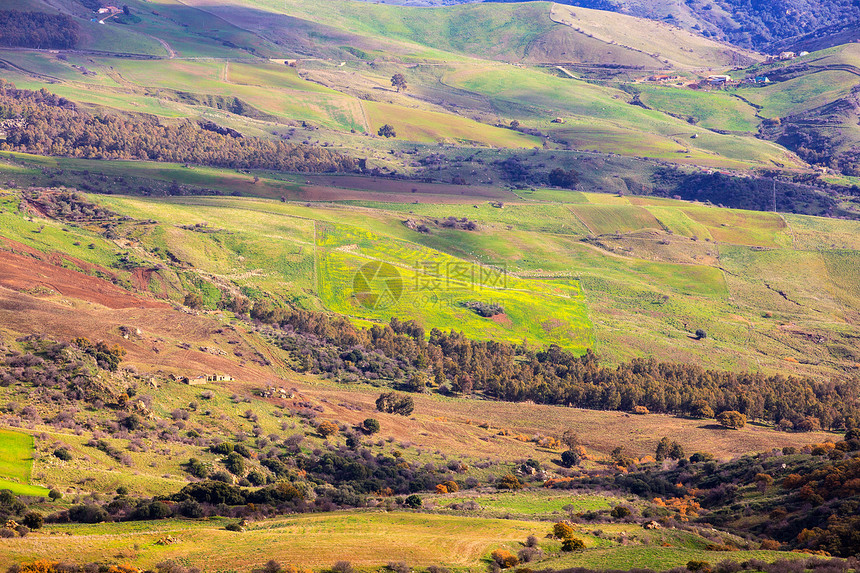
[777,213,797,250]
[566,205,595,234]
[142,33,177,59]
[313,220,319,295]
[357,101,371,133]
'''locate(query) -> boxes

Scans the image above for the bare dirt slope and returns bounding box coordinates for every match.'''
[0,248,274,381]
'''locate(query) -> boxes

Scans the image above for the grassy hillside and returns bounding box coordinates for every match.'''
[0,0,833,178]
[0,429,49,496]
[1,2,860,571]
[0,179,858,381]
[0,508,810,571]
[181,0,759,67]
[0,182,855,572]
[548,4,759,69]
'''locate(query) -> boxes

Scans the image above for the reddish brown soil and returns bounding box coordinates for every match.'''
[0,250,164,310]
[0,283,273,380]
[0,235,121,280]
[490,313,513,326]
[131,266,155,291]
[0,244,276,380]
[0,236,49,259]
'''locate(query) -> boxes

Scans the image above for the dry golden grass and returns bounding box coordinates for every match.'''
[250,376,836,462]
[0,512,537,570]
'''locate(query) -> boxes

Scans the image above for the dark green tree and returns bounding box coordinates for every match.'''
[390,73,407,92]
[362,418,380,434]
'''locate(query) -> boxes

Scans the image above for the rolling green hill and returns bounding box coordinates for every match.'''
[2,0,840,178]
[0,175,858,382]
[2,2,860,572]
[0,181,854,572]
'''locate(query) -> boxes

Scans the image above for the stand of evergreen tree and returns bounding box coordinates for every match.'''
[0,82,355,173]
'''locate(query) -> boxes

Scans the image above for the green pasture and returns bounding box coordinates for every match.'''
[518,188,589,203]
[784,214,860,250]
[364,100,539,147]
[540,545,800,571]
[98,195,318,301]
[247,0,557,61]
[347,201,590,234]
[0,151,309,199]
[738,70,860,119]
[315,221,593,350]
[679,206,789,248]
[636,86,760,132]
[74,0,282,58]
[548,4,760,70]
[76,19,166,56]
[719,246,845,318]
[569,204,662,235]
[0,429,48,497]
[435,490,628,518]
[821,250,860,313]
[102,58,365,131]
[442,65,804,168]
[643,206,713,239]
[0,193,122,270]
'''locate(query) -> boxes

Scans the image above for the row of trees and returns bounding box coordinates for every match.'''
[0,82,356,173]
[259,308,860,428]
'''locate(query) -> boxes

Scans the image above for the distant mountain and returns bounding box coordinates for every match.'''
[370,0,860,51]
[513,0,860,51]
[770,21,860,53]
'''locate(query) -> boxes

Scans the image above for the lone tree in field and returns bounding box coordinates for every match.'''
[362,418,380,434]
[695,328,707,340]
[376,392,414,415]
[391,73,408,92]
[560,429,580,449]
[378,124,396,138]
[560,450,581,468]
[317,420,339,438]
[716,410,747,429]
[655,437,685,461]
